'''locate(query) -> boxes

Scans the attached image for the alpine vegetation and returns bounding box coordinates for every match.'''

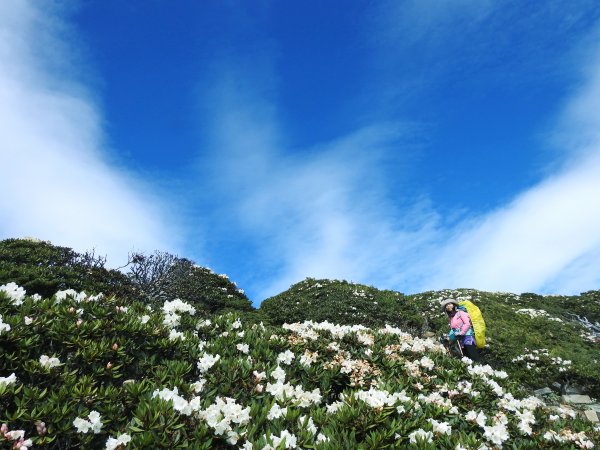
[0,282,599,448]
[0,239,599,448]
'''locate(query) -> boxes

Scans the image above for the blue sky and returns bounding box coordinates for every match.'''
[2,1,600,304]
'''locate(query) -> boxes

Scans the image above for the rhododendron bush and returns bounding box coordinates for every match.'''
[0,284,598,449]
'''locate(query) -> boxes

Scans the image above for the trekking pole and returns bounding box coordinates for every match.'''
[456,339,464,358]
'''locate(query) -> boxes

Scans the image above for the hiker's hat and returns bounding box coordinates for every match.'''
[440,299,459,312]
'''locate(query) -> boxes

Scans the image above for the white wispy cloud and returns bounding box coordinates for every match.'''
[424,40,600,294]
[199,15,600,299]
[0,1,179,265]
[195,66,441,299]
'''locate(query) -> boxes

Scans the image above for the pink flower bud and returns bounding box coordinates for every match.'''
[76,319,83,327]
[112,343,118,351]
[35,421,47,436]
[106,362,113,370]
[68,307,75,313]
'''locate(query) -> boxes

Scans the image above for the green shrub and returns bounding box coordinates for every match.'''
[125,251,254,313]
[0,286,597,449]
[259,278,424,332]
[0,239,137,302]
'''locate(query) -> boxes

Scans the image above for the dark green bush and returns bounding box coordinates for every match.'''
[0,239,137,301]
[125,251,254,313]
[259,278,424,332]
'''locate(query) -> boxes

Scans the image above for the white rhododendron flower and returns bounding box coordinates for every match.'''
[267,403,287,420]
[153,387,202,416]
[190,378,206,393]
[139,315,150,324]
[162,298,196,315]
[197,353,220,373]
[73,411,103,434]
[483,423,510,447]
[326,401,344,414]
[408,429,433,444]
[54,289,80,302]
[277,350,295,365]
[196,396,251,444]
[419,356,435,370]
[0,373,17,387]
[39,355,61,369]
[237,343,249,354]
[351,387,409,409]
[299,416,318,435]
[263,430,297,449]
[428,418,451,435]
[0,282,26,305]
[317,433,330,442]
[163,313,181,328]
[105,433,132,450]
[0,315,11,334]
[169,329,185,341]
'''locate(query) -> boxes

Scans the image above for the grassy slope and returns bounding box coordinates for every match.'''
[261,280,600,398]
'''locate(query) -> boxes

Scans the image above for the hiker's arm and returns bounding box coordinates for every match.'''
[448,329,457,341]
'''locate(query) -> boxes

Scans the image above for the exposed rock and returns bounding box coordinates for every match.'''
[562,394,593,404]
[534,387,553,396]
[551,382,562,392]
[589,404,600,413]
[565,385,584,395]
[583,410,599,423]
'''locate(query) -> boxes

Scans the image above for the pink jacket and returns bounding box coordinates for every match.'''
[449,310,472,336]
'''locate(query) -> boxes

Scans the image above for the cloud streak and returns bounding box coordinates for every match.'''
[199,19,600,300]
[0,1,179,265]
[195,66,441,299]
[424,39,600,294]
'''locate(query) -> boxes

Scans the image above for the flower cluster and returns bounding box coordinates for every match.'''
[162,298,197,316]
[1,423,32,449]
[0,314,10,334]
[39,355,61,369]
[0,282,26,305]
[265,366,322,407]
[152,387,201,416]
[349,386,410,409]
[162,298,196,334]
[516,308,563,322]
[73,411,103,434]
[0,373,17,387]
[512,349,572,372]
[543,429,595,448]
[105,433,132,450]
[197,397,251,445]
[197,353,220,373]
[55,289,103,303]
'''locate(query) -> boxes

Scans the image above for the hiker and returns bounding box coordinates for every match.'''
[441,299,480,362]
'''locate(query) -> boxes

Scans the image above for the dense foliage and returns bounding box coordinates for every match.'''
[1,285,598,449]
[0,239,136,301]
[0,239,253,315]
[1,239,598,448]
[125,251,253,314]
[262,282,600,399]
[259,279,425,332]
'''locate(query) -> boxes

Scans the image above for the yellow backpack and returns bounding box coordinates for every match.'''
[458,300,486,349]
